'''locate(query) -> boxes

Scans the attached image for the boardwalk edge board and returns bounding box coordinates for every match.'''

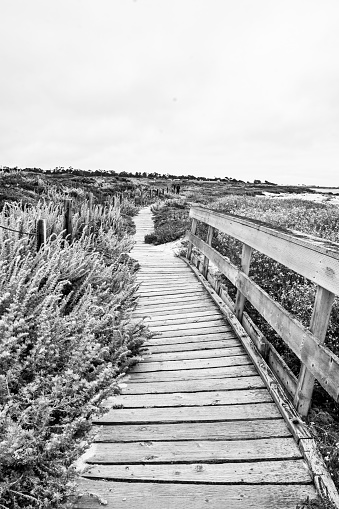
[180,255,339,508]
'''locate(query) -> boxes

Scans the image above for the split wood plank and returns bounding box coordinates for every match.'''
[134,309,221,320]
[75,479,317,509]
[141,346,245,362]
[92,418,290,442]
[151,326,234,338]
[85,437,302,464]
[83,459,312,484]
[135,302,217,314]
[120,376,266,394]
[144,339,242,353]
[147,316,226,328]
[103,389,272,408]
[148,319,228,332]
[145,331,237,346]
[127,365,258,382]
[130,355,251,373]
[94,402,281,424]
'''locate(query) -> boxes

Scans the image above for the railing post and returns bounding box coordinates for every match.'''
[36,219,46,251]
[187,218,197,261]
[202,225,214,278]
[63,199,73,242]
[294,285,335,416]
[234,243,252,322]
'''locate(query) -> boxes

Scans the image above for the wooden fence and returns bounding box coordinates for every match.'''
[186,206,339,416]
[23,187,168,252]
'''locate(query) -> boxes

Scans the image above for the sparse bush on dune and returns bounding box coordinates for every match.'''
[0,199,148,508]
[145,198,190,245]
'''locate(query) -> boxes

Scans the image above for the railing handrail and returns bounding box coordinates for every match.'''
[187,205,339,416]
[190,206,339,295]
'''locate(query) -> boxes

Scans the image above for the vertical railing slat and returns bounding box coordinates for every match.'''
[234,243,252,322]
[187,218,198,261]
[202,225,214,278]
[294,285,335,416]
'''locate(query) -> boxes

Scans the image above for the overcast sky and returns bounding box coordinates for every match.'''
[1,0,339,185]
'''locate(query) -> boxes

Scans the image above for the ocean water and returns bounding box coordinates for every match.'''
[310,188,339,194]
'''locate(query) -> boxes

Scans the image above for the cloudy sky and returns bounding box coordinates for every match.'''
[1,0,339,185]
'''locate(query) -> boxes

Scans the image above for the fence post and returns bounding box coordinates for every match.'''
[234,243,252,322]
[36,219,46,251]
[63,199,73,241]
[187,218,198,261]
[294,285,335,416]
[88,192,93,224]
[202,225,214,278]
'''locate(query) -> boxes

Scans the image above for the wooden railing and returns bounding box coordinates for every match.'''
[186,206,339,416]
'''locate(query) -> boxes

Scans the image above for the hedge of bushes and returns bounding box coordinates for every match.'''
[0,198,148,508]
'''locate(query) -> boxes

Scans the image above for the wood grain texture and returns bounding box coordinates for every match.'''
[86,437,302,464]
[74,479,317,509]
[93,402,281,424]
[146,331,237,346]
[151,325,233,338]
[104,389,272,408]
[120,376,266,394]
[92,418,290,442]
[144,339,241,353]
[130,355,251,373]
[141,346,244,361]
[83,459,312,484]
[127,364,258,381]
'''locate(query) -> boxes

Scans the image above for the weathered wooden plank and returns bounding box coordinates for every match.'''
[121,376,265,394]
[146,331,236,346]
[144,339,241,353]
[151,326,233,338]
[149,319,227,333]
[144,314,223,327]
[94,402,281,424]
[127,364,258,382]
[138,288,205,298]
[135,309,220,321]
[136,302,216,315]
[137,295,209,306]
[75,479,317,509]
[92,418,289,442]
[190,206,339,295]
[104,389,272,409]
[131,355,251,373]
[141,346,244,361]
[85,437,302,464]
[139,279,198,286]
[83,459,312,484]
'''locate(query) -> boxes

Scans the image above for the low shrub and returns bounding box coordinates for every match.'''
[0,200,149,508]
[145,199,190,244]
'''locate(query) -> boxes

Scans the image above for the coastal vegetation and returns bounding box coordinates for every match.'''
[0,172,149,508]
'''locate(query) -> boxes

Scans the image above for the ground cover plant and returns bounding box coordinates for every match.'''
[144,197,190,245]
[0,190,149,508]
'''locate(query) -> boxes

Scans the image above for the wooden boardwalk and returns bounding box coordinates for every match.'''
[75,207,318,508]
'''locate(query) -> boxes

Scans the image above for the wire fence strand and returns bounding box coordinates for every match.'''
[0,224,36,236]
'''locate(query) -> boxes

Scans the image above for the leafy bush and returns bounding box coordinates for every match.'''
[0,200,148,508]
[145,199,190,244]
